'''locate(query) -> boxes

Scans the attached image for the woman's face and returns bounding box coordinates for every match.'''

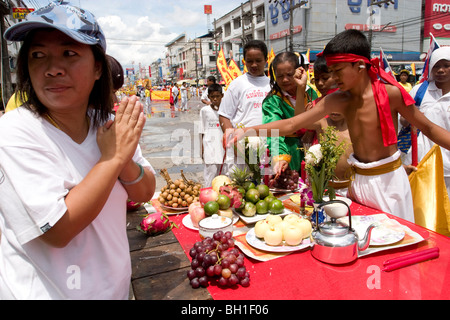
[274,61,297,95]
[431,59,450,85]
[244,48,267,77]
[27,29,102,113]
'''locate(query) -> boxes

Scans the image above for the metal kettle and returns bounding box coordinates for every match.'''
[311,200,375,264]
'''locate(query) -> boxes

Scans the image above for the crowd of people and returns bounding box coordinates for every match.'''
[218,31,450,226]
[0,1,448,300]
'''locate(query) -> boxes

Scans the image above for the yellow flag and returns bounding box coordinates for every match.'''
[411,63,416,76]
[409,144,450,236]
[217,48,233,86]
[305,48,312,80]
[267,48,275,68]
[242,58,248,73]
[228,59,242,80]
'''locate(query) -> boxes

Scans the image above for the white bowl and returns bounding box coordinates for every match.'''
[323,203,348,219]
[198,214,233,239]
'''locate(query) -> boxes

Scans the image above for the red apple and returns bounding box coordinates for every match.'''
[189,202,206,228]
[199,188,218,206]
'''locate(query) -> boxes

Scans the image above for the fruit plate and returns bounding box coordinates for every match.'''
[233,208,291,224]
[161,204,189,214]
[182,214,240,231]
[269,187,298,193]
[246,228,313,253]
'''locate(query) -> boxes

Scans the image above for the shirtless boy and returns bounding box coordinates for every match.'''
[227,30,450,222]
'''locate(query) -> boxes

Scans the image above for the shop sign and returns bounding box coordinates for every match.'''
[424,0,450,39]
[347,0,398,14]
[12,7,34,20]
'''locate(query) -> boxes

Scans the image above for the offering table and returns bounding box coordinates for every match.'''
[127,193,450,300]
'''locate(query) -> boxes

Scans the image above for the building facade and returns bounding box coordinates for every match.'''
[265,0,424,61]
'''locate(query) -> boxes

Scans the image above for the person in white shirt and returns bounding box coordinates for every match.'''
[180,82,188,111]
[172,84,179,110]
[201,76,220,105]
[0,2,156,300]
[404,47,450,197]
[218,40,271,175]
[199,84,226,187]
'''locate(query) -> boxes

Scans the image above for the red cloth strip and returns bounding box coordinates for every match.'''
[321,53,416,147]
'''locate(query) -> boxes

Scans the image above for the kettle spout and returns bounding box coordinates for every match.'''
[358,224,376,252]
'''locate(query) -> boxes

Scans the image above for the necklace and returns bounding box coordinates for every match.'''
[45,113,61,129]
[45,113,90,131]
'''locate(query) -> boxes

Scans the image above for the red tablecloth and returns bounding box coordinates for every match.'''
[168,203,450,300]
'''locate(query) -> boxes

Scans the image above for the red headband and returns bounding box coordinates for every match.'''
[321,53,371,66]
[317,52,415,146]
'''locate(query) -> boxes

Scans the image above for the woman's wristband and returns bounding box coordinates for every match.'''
[119,163,144,185]
[272,154,292,163]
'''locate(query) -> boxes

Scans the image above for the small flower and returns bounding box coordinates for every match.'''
[247,136,261,150]
[298,178,314,206]
[305,143,323,165]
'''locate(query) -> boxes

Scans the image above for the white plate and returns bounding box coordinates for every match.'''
[339,215,405,246]
[182,214,198,230]
[368,225,406,246]
[182,214,240,231]
[245,228,312,253]
[233,208,290,224]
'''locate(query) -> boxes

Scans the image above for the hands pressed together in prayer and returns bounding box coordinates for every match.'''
[97,95,146,173]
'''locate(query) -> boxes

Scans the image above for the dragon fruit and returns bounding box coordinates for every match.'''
[127,199,142,211]
[219,185,243,209]
[137,212,177,236]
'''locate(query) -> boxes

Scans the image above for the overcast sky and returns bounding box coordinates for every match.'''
[23,0,242,68]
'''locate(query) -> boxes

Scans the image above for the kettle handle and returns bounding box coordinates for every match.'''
[317,199,352,230]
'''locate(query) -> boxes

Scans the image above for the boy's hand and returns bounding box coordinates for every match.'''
[223,128,246,149]
[294,67,308,88]
[403,164,417,176]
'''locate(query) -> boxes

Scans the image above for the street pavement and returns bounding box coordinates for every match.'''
[139,96,207,191]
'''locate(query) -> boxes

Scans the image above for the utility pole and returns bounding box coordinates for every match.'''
[368,0,396,50]
[1,0,13,110]
[213,18,221,83]
[288,0,308,52]
[241,3,245,44]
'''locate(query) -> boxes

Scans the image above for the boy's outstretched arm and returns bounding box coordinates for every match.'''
[397,98,450,151]
[225,101,327,147]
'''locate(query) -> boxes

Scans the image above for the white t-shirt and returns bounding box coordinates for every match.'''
[406,81,450,177]
[172,86,179,98]
[201,87,210,102]
[199,106,224,164]
[180,85,188,99]
[0,107,154,300]
[218,73,270,128]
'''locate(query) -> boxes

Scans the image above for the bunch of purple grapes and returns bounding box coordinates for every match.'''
[268,169,299,191]
[187,230,250,289]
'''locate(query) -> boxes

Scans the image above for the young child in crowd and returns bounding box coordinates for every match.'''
[310,56,339,102]
[398,69,413,93]
[199,84,225,187]
[219,40,271,176]
[226,30,450,223]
